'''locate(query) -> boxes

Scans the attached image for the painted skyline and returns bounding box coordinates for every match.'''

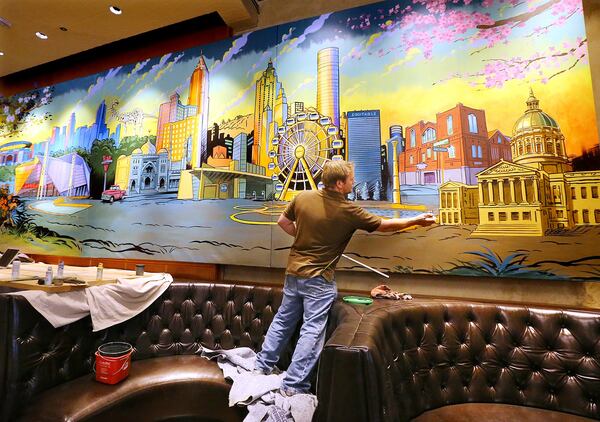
[2,0,597,158]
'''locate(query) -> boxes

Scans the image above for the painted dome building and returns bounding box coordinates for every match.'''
[439,90,600,235]
[511,89,572,174]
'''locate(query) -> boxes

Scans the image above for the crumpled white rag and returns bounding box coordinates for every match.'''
[11,273,173,331]
[201,346,318,422]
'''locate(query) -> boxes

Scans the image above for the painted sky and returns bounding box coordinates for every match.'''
[7,0,599,156]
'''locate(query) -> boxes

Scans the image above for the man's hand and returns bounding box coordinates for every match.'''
[413,212,436,227]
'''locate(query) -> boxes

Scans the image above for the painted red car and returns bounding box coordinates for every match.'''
[101,185,126,203]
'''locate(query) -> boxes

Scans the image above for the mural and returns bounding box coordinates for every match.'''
[1,0,599,280]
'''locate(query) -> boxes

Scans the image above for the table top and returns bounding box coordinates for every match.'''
[0,262,152,292]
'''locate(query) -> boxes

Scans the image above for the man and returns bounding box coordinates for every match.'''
[255,160,435,395]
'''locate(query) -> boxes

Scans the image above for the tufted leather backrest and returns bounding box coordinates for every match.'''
[0,295,9,412]
[319,300,600,422]
[0,282,295,422]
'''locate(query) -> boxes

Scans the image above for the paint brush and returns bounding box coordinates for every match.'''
[341,254,390,278]
[322,254,390,279]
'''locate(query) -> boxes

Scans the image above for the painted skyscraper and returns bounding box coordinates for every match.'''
[94,100,109,141]
[254,59,287,171]
[155,55,210,168]
[189,55,210,168]
[347,110,382,198]
[386,125,404,201]
[317,47,340,128]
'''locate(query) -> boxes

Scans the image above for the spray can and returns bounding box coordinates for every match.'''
[11,260,20,279]
[45,266,53,286]
[57,260,65,278]
[96,263,104,281]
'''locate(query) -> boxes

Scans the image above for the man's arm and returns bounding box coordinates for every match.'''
[278,213,297,237]
[375,213,436,232]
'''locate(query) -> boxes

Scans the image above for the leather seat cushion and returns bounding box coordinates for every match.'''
[18,355,247,422]
[412,403,597,422]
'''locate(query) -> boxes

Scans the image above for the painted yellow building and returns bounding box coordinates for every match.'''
[439,90,600,236]
[565,171,600,225]
[474,160,549,235]
[114,154,131,191]
[254,60,287,172]
[438,181,479,225]
[187,164,272,200]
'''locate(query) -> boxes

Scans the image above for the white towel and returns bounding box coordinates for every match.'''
[86,274,173,331]
[10,273,173,331]
[8,289,89,328]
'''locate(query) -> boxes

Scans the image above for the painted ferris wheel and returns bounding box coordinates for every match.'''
[268,108,344,200]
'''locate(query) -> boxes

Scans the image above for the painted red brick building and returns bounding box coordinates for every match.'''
[398,103,511,185]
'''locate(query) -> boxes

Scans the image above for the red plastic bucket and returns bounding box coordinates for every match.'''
[94,342,133,384]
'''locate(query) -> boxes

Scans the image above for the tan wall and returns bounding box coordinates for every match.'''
[223,0,600,310]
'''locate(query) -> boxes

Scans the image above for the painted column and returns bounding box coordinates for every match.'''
[391,139,401,204]
[533,178,539,203]
[487,180,494,205]
[37,141,50,199]
[520,178,527,204]
[498,179,505,204]
[198,170,205,200]
[67,153,76,197]
[478,182,484,205]
[509,178,516,204]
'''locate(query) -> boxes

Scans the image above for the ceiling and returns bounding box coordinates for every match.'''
[0,0,259,78]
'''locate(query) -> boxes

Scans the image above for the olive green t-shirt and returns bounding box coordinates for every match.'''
[283,189,382,281]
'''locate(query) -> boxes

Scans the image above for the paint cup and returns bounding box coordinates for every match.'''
[135,264,145,276]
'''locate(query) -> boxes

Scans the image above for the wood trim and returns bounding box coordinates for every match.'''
[209,279,600,313]
[337,287,600,313]
[27,254,220,281]
[19,258,598,312]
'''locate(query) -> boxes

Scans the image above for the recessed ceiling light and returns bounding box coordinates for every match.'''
[35,31,48,39]
[0,52,4,56]
[59,26,68,31]
[109,6,122,15]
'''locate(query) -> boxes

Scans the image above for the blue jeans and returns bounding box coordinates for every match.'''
[255,274,338,392]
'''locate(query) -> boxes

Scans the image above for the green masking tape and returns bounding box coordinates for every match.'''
[343,295,373,305]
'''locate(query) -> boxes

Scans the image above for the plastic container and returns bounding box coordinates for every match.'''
[96,263,103,281]
[11,260,20,279]
[44,266,53,286]
[94,342,133,384]
[342,295,373,305]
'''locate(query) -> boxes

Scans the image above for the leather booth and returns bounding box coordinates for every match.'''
[0,282,305,422]
[318,299,600,421]
[2,284,600,421]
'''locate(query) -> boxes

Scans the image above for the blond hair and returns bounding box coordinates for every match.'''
[321,160,354,189]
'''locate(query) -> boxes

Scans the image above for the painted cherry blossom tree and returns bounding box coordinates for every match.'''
[345,0,587,88]
[0,86,54,139]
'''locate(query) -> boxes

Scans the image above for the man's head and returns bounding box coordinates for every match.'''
[322,160,355,194]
